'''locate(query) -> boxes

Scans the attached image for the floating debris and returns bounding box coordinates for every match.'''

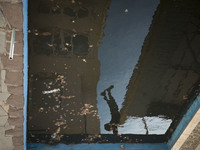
[65,95,76,99]
[42,88,60,94]
[55,121,66,126]
[47,43,54,47]
[82,59,87,63]
[41,32,52,36]
[79,104,97,116]
[39,107,44,112]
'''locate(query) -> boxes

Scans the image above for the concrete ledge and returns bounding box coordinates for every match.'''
[171,108,200,150]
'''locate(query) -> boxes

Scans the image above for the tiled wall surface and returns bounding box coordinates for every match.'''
[0,0,23,149]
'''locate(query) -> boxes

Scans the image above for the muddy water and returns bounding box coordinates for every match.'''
[28,0,200,144]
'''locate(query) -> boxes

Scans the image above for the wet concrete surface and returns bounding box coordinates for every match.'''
[28,0,200,144]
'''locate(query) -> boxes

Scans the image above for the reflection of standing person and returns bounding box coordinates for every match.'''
[101,85,120,135]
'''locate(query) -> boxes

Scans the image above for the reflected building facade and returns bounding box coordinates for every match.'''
[120,0,200,125]
[27,0,200,144]
[28,0,110,137]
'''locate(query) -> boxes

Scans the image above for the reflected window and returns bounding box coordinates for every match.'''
[28,0,200,146]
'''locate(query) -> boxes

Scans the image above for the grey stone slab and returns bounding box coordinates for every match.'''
[0,106,7,116]
[0,31,6,54]
[1,84,7,93]
[0,93,10,102]
[0,126,4,135]
[0,128,13,150]
[0,101,9,113]
[0,70,7,92]
[1,70,6,80]
[1,80,7,93]
[0,10,6,28]
[0,115,8,126]
[4,121,14,131]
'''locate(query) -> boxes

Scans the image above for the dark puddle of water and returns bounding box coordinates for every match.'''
[28,0,200,144]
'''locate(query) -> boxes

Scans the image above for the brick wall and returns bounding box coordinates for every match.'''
[0,0,24,150]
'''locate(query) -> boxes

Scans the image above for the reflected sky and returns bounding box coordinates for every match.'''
[97,0,160,134]
[28,0,200,144]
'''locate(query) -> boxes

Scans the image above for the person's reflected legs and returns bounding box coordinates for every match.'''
[101,85,120,135]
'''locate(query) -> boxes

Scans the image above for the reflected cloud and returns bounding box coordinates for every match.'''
[118,116,172,135]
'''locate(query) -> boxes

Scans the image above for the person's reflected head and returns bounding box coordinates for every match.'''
[104,123,112,131]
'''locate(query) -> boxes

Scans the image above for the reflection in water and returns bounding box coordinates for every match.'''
[28,0,200,145]
[97,0,161,134]
[28,0,110,142]
[118,116,172,134]
[101,85,120,135]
